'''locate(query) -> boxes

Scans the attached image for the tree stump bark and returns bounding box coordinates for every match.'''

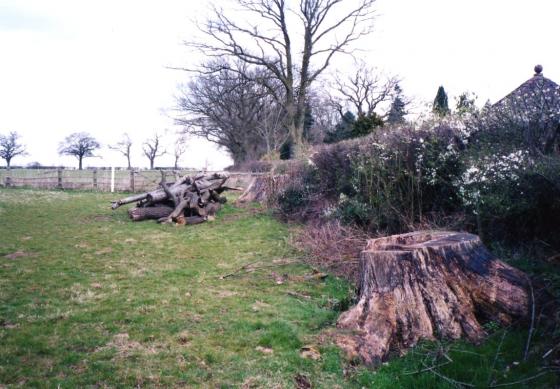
[236,174,289,206]
[236,176,268,204]
[335,231,529,366]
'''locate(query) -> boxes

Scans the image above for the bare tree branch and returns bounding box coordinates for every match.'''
[185,0,376,155]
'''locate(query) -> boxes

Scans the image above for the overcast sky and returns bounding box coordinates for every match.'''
[1,0,559,169]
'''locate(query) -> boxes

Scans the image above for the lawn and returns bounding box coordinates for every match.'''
[0,189,557,388]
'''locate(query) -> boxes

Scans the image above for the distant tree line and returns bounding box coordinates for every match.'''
[0,130,188,170]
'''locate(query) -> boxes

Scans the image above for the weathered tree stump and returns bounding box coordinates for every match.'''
[236,174,289,205]
[336,231,529,366]
[236,176,269,204]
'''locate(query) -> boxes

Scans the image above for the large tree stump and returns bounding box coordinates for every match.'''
[336,231,529,366]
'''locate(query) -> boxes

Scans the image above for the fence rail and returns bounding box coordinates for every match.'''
[0,168,257,193]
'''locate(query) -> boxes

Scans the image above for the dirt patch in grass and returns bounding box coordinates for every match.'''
[94,247,113,256]
[101,333,162,359]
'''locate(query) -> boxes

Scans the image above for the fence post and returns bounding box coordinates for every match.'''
[111,167,115,193]
[130,169,135,192]
[57,168,63,189]
[93,169,98,190]
[5,167,11,188]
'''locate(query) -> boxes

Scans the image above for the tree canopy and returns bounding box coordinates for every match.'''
[0,131,27,167]
[58,132,100,170]
[187,0,377,157]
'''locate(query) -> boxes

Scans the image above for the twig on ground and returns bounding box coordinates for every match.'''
[421,361,475,388]
[488,371,550,388]
[523,277,535,361]
[219,261,261,279]
[286,291,312,300]
[487,330,508,386]
[402,361,451,375]
[219,258,305,279]
[542,345,558,359]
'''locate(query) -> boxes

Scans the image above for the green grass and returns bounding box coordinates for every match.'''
[0,189,557,388]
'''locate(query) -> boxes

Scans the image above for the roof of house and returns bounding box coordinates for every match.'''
[494,65,560,107]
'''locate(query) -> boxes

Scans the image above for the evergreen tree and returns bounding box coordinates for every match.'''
[433,86,450,117]
[324,111,356,143]
[387,84,407,124]
[352,113,383,138]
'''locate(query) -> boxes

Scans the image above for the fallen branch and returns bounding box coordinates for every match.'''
[523,277,536,361]
[489,371,550,388]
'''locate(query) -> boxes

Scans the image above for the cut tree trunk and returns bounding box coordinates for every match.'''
[336,231,529,366]
[236,174,288,205]
[128,205,173,221]
[112,172,237,227]
[236,176,268,204]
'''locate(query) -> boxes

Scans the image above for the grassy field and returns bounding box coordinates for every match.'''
[0,189,557,388]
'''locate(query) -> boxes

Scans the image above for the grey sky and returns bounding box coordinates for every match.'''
[0,0,559,169]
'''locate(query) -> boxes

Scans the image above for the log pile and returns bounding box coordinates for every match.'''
[335,231,530,366]
[111,172,240,225]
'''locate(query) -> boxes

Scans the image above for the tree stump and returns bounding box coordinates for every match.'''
[335,231,529,366]
[236,174,289,206]
[236,176,269,204]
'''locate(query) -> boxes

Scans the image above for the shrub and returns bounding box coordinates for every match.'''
[227,160,272,172]
[274,112,560,248]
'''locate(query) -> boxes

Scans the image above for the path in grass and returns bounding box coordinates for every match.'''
[0,189,557,388]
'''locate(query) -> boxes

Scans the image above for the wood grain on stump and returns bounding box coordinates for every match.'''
[336,231,529,366]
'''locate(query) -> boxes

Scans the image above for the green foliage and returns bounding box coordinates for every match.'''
[386,83,407,124]
[433,86,450,117]
[279,138,293,160]
[324,111,356,144]
[324,111,383,143]
[309,122,464,232]
[351,113,383,138]
[277,184,310,214]
[335,196,374,226]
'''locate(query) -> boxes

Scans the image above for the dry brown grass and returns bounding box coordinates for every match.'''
[292,220,370,284]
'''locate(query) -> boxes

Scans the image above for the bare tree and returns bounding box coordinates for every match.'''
[177,61,275,165]
[143,133,166,169]
[173,135,188,169]
[331,62,398,118]
[305,89,340,142]
[255,95,288,155]
[189,0,376,156]
[58,132,100,170]
[109,133,133,169]
[0,131,27,167]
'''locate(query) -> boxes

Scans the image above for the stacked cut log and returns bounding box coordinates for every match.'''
[110,172,240,225]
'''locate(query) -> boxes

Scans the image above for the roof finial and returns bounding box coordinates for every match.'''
[534,64,543,76]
